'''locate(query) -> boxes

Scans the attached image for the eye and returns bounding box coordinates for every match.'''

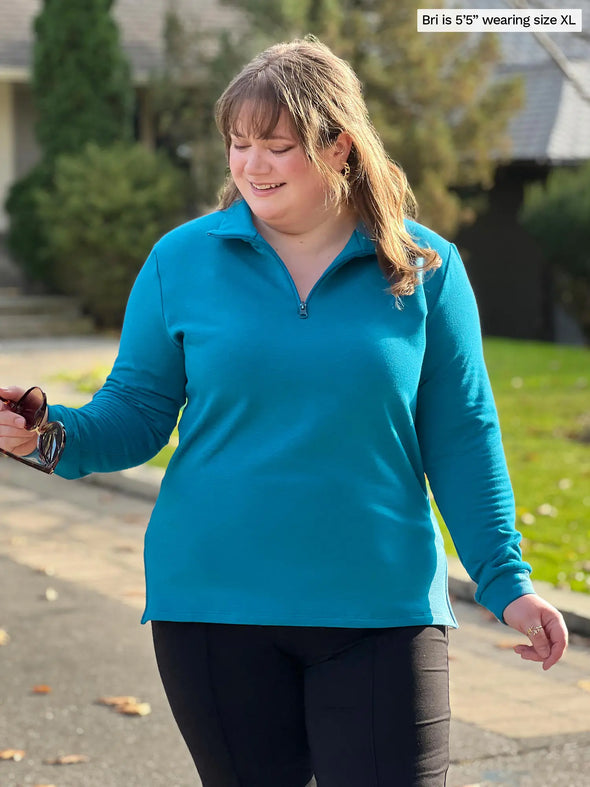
[231,142,249,151]
[271,146,294,155]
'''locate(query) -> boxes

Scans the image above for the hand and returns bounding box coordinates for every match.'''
[503,593,568,670]
[0,386,39,457]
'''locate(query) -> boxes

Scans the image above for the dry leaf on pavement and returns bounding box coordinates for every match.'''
[32,684,52,694]
[116,700,151,716]
[97,695,138,707]
[0,628,10,646]
[96,695,151,716]
[0,749,25,761]
[45,753,89,765]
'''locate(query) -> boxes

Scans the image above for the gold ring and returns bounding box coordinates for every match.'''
[526,624,543,637]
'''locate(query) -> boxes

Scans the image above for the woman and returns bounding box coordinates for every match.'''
[0,37,567,786]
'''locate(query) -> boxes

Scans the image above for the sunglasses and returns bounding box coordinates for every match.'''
[0,387,66,474]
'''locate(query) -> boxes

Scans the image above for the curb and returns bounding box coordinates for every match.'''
[82,466,590,639]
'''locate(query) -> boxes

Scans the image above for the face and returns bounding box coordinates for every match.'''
[229,108,350,235]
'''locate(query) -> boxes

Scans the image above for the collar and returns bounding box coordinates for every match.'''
[208,199,376,261]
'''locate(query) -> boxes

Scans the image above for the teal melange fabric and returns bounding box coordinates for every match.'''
[48,199,534,627]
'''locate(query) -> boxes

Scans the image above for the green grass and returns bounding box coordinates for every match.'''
[439,338,590,593]
[56,337,590,592]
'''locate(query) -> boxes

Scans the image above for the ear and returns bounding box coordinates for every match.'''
[328,132,353,170]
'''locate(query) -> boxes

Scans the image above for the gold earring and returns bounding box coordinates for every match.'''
[342,162,351,178]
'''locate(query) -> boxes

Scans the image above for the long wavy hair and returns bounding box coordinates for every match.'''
[215,37,441,297]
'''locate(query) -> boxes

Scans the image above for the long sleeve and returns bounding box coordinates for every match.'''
[415,242,534,621]
[47,249,187,479]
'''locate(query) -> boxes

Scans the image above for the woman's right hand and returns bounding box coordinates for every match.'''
[0,386,38,457]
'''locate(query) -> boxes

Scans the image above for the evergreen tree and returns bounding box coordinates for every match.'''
[221,0,523,235]
[5,0,134,282]
[32,0,134,161]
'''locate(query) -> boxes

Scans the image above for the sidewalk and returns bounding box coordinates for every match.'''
[1,336,590,786]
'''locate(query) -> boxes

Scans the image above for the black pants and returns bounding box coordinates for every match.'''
[152,622,450,787]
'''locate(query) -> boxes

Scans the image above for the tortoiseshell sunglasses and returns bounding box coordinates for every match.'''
[0,387,66,474]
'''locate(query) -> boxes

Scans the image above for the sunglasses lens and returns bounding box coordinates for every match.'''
[38,424,65,469]
[16,387,46,430]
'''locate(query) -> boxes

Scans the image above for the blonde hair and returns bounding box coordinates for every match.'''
[215,37,441,297]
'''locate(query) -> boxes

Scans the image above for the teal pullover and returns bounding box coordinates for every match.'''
[48,199,534,627]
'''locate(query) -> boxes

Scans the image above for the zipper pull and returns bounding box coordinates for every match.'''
[298,301,308,319]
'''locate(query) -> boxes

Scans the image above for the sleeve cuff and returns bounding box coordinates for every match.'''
[475,569,536,623]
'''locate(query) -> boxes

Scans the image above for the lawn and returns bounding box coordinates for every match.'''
[438,338,590,593]
[490,338,589,591]
[56,337,590,592]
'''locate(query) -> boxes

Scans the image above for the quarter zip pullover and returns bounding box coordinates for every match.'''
[49,199,534,627]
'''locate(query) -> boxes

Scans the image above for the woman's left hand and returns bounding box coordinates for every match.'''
[503,593,568,670]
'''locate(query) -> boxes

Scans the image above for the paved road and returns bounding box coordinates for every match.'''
[1,336,590,786]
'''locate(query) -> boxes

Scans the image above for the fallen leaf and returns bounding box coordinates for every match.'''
[96,695,138,707]
[577,680,590,692]
[0,628,10,646]
[116,700,151,716]
[0,749,25,761]
[32,684,52,694]
[536,503,558,517]
[96,695,151,716]
[45,754,89,765]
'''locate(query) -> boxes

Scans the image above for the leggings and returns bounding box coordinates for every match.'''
[152,622,450,787]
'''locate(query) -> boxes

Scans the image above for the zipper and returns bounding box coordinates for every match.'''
[259,242,367,320]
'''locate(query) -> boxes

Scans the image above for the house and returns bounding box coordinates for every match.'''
[0,0,238,233]
[452,0,590,342]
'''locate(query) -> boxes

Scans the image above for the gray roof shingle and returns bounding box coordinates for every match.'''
[456,0,590,162]
[0,0,241,79]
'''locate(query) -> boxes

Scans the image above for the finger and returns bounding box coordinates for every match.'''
[513,644,544,663]
[0,413,27,429]
[528,626,551,662]
[541,624,568,671]
[0,386,25,402]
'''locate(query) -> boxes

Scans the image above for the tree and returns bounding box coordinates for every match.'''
[5,0,134,283]
[520,163,590,341]
[32,0,134,161]
[220,0,523,235]
[149,10,253,213]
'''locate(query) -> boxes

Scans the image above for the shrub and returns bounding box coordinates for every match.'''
[37,142,187,328]
[4,163,56,285]
[520,162,590,341]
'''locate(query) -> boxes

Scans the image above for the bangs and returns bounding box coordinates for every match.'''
[220,72,297,142]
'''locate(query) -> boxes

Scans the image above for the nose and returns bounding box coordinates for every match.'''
[244,148,271,176]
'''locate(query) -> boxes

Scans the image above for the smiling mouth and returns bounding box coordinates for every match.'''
[251,183,285,191]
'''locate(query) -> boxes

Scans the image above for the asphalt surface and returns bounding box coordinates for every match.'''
[1,336,590,786]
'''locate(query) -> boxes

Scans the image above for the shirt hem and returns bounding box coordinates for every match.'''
[141,608,459,629]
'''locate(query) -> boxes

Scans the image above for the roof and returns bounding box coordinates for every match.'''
[0,0,240,82]
[458,0,590,163]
